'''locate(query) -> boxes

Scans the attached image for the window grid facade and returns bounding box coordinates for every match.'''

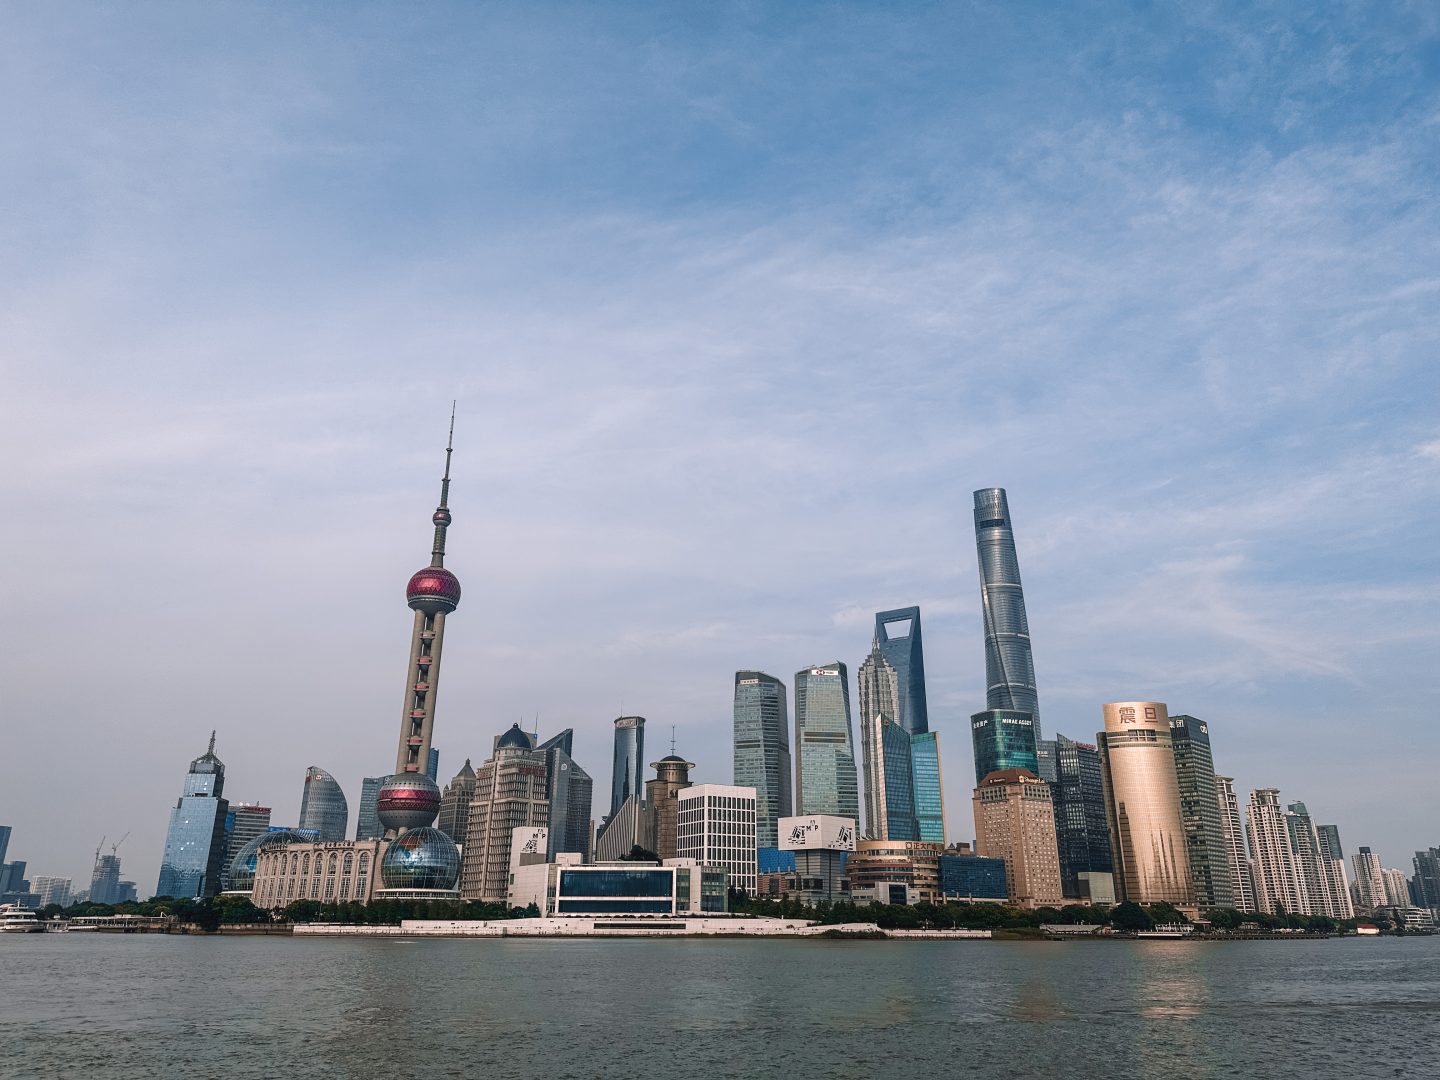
[676,785,758,896]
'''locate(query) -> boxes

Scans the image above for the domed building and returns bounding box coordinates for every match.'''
[223,829,318,894]
[377,827,461,894]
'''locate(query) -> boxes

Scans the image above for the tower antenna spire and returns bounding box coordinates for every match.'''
[431,402,456,567]
[207,730,216,756]
[670,724,676,755]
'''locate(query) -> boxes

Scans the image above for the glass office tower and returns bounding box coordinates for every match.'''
[1168,715,1234,910]
[858,607,942,844]
[157,734,231,899]
[865,715,919,841]
[355,777,384,840]
[1050,734,1114,900]
[540,728,595,860]
[733,671,793,848]
[970,709,1039,784]
[973,488,1040,737]
[610,716,646,819]
[793,663,860,820]
[297,767,349,842]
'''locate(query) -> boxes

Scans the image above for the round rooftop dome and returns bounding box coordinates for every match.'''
[380,826,460,891]
[226,829,318,893]
[406,567,461,615]
[496,723,531,750]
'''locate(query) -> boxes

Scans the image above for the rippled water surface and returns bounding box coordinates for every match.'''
[2,933,1437,1079]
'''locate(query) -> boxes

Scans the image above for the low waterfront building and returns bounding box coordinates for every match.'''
[938,853,1007,902]
[778,814,855,905]
[846,838,943,904]
[677,784,758,896]
[509,856,728,917]
[252,839,387,909]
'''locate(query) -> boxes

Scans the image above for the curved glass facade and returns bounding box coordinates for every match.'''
[610,717,645,819]
[970,709,1039,784]
[298,767,349,842]
[225,829,318,892]
[379,826,460,891]
[973,489,1039,735]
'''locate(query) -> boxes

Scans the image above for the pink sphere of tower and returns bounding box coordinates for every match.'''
[376,773,442,832]
[406,567,461,614]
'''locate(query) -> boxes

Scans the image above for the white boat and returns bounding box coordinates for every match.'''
[0,906,44,933]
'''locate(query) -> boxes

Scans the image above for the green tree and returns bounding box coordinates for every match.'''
[1110,901,1153,932]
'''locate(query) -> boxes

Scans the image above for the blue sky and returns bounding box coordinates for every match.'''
[2,2,1438,890]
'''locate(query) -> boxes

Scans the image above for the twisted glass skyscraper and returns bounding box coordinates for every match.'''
[973,488,1039,736]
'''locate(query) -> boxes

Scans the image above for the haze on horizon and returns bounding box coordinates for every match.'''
[1,3,1437,891]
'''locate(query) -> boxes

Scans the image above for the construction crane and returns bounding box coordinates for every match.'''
[111,833,130,856]
[93,836,106,868]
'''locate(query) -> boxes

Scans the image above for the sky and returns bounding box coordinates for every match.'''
[1,2,1438,892]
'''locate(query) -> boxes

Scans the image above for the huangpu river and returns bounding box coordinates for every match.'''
[3,933,1438,1079]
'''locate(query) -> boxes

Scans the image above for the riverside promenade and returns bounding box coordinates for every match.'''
[293,916,993,939]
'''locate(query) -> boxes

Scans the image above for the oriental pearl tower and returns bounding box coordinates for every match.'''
[372,410,464,894]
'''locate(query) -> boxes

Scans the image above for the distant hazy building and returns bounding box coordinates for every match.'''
[862,714,919,841]
[1286,802,1351,919]
[539,731,593,861]
[970,710,1039,785]
[1247,789,1304,915]
[461,725,550,903]
[1034,738,1057,784]
[1352,847,1386,911]
[89,852,124,907]
[973,769,1064,908]
[793,664,860,821]
[610,716,646,820]
[677,784,757,897]
[222,804,272,890]
[1381,867,1411,909]
[297,768,349,842]
[1050,734,1114,903]
[32,876,72,908]
[646,754,695,861]
[355,777,385,841]
[1413,848,1440,912]
[778,814,856,905]
[973,488,1040,735]
[436,760,477,845]
[1215,776,1256,912]
[157,733,231,899]
[732,672,792,848]
[1168,715,1234,911]
[1096,702,1195,912]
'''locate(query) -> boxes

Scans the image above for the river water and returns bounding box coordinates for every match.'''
[2,933,1437,1079]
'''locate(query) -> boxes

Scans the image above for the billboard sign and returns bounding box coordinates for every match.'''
[778,815,857,852]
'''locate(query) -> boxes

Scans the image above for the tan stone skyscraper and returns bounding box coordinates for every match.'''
[1096,701,1196,913]
[972,768,1064,908]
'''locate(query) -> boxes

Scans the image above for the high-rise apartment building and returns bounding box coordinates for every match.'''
[1352,847,1386,911]
[1247,789,1304,914]
[1313,822,1355,919]
[677,784,758,896]
[1096,702,1195,911]
[972,769,1064,909]
[436,760,477,845]
[793,664,860,821]
[222,804,272,890]
[864,714,919,841]
[1050,734,1114,902]
[298,767,349,842]
[646,754,695,860]
[1215,776,1256,912]
[973,488,1040,735]
[610,716,646,820]
[970,710,1039,785]
[539,731,594,861]
[1285,802,1351,919]
[355,777,384,841]
[1168,715,1234,911]
[732,672,792,848]
[461,725,551,902]
[157,733,232,900]
[1381,867,1411,909]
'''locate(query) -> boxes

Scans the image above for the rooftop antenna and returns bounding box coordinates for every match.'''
[431,401,456,567]
[670,725,676,754]
[533,712,540,741]
[207,730,216,756]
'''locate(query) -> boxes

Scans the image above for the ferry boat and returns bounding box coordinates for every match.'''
[0,906,44,933]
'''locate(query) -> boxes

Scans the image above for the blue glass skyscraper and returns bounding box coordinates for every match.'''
[156,733,230,899]
[793,664,860,821]
[733,671,793,848]
[610,716,645,819]
[969,709,1039,784]
[973,488,1040,737]
[910,732,946,843]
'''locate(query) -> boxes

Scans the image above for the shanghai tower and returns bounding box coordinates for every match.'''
[973,488,1040,737]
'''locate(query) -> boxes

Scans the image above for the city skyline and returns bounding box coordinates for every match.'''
[4,4,1439,890]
